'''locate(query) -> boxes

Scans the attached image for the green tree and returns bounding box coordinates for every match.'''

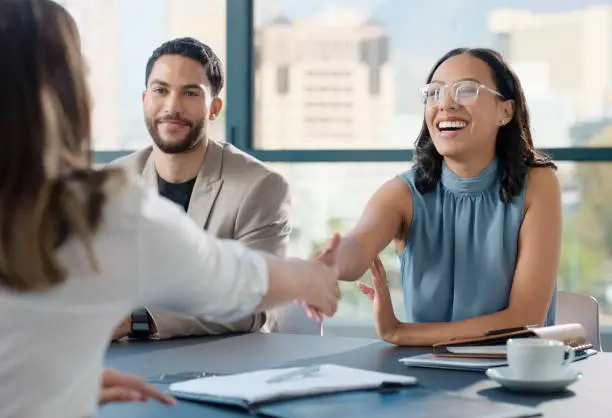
[558,229,605,293]
[558,126,612,293]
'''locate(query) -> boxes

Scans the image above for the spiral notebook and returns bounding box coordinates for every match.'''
[433,323,588,351]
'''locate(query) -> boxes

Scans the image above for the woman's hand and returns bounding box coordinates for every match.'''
[99,368,176,406]
[302,233,342,323]
[357,257,400,342]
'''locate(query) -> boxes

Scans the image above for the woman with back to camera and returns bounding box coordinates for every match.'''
[0,0,341,416]
[314,47,562,346]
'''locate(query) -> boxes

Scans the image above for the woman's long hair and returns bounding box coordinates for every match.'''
[413,48,555,203]
[0,0,124,291]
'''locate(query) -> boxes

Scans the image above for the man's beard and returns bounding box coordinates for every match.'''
[146,115,205,154]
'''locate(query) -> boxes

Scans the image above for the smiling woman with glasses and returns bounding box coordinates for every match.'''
[313,47,562,347]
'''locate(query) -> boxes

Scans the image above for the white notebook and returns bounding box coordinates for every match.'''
[399,354,507,371]
[169,364,417,405]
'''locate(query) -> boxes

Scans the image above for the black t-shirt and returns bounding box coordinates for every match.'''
[157,175,197,212]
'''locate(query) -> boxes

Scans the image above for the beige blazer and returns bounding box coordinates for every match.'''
[111,140,291,339]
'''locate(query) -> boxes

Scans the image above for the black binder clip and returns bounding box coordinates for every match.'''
[377,381,406,394]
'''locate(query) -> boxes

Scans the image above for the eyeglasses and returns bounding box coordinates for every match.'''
[419,79,504,107]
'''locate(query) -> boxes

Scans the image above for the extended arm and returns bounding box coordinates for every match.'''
[142,171,291,338]
[328,177,411,281]
[137,187,339,327]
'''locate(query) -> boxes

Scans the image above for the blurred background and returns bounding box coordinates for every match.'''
[63,0,612,349]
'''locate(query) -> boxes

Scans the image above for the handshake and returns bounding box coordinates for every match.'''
[292,233,343,323]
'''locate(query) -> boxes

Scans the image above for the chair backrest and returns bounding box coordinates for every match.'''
[273,303,322,335]
[555,291,601,350]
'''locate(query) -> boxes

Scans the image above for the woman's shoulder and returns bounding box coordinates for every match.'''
[103,176,146,214]
[397,165,419,185]
[103,175,181,223]
[524,166,560,208]
[527,165,558,182]
[525,166,559,195]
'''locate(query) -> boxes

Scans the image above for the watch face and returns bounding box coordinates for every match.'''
[131,309,151,335]
[132,322,150,332]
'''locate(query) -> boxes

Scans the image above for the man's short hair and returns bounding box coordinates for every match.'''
[145,37,224,96]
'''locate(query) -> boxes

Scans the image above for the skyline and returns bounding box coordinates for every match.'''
[62,0,612,149]
[257,0,612,114]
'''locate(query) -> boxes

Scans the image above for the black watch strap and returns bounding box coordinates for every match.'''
[130,308,152,338]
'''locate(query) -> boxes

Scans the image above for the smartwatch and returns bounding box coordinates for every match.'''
[130,308,153,338]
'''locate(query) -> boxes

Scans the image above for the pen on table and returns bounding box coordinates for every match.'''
[265,366,320,384]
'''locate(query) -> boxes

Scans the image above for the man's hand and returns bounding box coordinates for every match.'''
[357,257,400,342]
[112,316,131,342]
[99,368,176,406]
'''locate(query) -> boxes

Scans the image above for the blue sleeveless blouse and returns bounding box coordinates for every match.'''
[398,159,555,325]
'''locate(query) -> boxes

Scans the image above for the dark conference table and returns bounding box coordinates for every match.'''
[100,333,611,417]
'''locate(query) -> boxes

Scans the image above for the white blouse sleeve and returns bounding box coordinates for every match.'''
[136,188,269,324]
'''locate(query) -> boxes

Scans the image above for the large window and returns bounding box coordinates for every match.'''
[61,0,227,151]
[250,0,612,341]
[253,0,612,150]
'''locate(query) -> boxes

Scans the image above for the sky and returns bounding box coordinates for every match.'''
[256,0,612,50]
[256,0,612,112]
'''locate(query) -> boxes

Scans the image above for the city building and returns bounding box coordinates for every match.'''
[254,9,395,149]
[488,5,612,122]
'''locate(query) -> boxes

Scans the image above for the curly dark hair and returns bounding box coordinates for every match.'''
[413,47,556,203]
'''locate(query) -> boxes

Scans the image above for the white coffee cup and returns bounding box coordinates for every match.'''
[506,338,575,380]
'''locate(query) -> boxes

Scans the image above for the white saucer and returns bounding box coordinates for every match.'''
[486,366,582,393]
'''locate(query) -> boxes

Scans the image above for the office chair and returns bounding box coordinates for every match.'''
[555,291,602,350]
